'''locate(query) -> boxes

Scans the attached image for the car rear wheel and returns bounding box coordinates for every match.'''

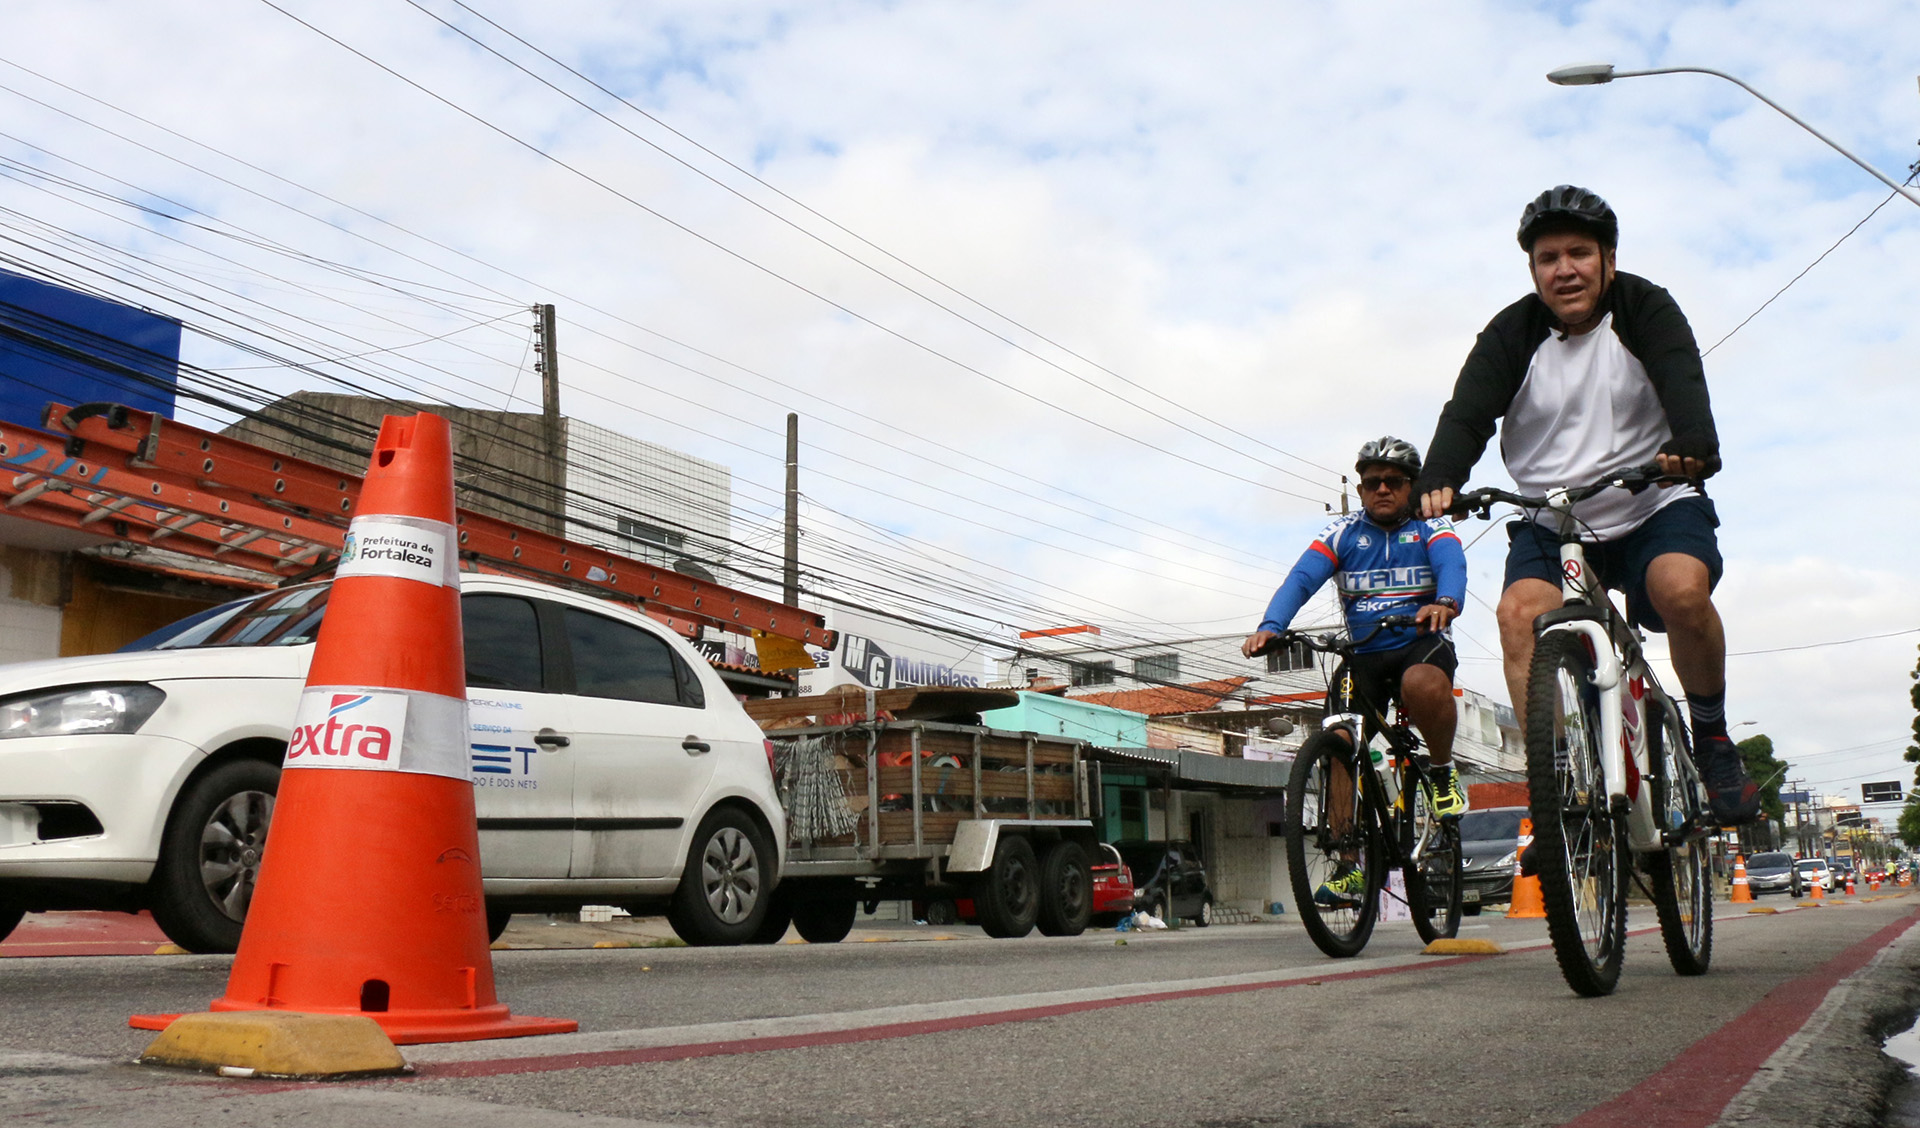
[1194,897,1213,927]
[150,758,279,954]
[666,806,773,946]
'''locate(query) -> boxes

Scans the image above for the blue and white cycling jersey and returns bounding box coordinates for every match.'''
[1257,513,1467,654]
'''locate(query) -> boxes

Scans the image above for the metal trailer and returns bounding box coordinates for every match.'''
[762,719,1100,942]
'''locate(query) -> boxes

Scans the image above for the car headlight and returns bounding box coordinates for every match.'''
[0,684,167,738]
[1496,851,1517,869]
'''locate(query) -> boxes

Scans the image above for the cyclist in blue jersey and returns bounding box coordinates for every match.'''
[1243,438,1468,906]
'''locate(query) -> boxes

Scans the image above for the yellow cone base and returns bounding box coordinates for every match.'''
[137,1012,409,1080]
[1423,938,1506,955]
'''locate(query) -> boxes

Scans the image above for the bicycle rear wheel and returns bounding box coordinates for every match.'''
[1648,698,1712,975]
[1526,632,1627,997]
[1285,732,1381,958]
[1407,783,1463,945]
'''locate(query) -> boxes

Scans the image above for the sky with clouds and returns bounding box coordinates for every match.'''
[5,0,1918,810]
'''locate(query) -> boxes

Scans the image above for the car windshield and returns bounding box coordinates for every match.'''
[1459,809,1525,842]
[1748,853,1791,869]
[1794,860,1825,873]
[141,584,333,650]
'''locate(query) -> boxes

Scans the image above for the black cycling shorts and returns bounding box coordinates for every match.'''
[1503,495,1722,633]
[1329,634,1458,731]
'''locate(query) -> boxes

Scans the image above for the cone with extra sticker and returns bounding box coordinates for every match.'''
[132,413,574,1045]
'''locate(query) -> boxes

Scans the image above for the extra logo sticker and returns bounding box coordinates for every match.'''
[1563,560,1583,581]
[336,516,457,586]
[287,690,407,770]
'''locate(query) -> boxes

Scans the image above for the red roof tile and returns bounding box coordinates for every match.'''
[1071,677,1250,717]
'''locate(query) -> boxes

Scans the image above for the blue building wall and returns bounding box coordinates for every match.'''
[0,268,180,429]
[981,692,1149,748]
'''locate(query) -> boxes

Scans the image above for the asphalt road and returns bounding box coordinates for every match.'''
[5,893,1919,1128]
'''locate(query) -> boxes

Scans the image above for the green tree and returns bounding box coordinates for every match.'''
[1736,733,1788,826]
[1900,796,1920,851]
[1905,643,1920,787]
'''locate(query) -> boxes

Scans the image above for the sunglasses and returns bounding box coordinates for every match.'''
[1359,475,1411,492]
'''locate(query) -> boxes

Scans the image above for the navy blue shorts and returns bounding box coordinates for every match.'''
[1503,496,1722,633]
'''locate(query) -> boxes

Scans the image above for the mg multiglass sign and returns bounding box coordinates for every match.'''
[798,609,987,694]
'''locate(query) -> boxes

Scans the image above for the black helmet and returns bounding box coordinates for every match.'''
[1355,436,1421,477]
[1517,185,1618,251]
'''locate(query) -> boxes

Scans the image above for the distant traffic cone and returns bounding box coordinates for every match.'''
[1729,854,1753,903]
[1506,818,1547,919]
[1871,875,1881,892]
[1845,873,1856,896]
[1809,872,1825,900]
[133,414,575,1044]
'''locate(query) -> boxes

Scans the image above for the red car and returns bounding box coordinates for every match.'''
[1091,843,1136,925]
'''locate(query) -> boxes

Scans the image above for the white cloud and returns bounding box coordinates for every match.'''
[3,0,1917,792]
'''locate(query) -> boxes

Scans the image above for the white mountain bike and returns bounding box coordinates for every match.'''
[1452,466,1713,996]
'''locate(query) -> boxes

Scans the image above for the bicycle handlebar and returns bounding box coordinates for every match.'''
[1445,462,1692,520]
[1251,613,1423,658]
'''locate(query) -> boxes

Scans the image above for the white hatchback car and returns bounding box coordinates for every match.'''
[0,573,785,952]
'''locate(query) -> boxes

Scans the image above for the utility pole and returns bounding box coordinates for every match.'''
[534,304,564,536]
[783,413,800,606]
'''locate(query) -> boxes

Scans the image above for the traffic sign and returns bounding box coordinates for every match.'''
[1861,781,1905,804]
[1778,790,1811,805]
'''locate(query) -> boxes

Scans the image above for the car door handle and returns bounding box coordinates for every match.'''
[534,728,571,748]
[682,737,711,755]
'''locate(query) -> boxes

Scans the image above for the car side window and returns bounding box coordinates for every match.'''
[672,652,707,709]
[462,595,544,692]
[561,606,687,707]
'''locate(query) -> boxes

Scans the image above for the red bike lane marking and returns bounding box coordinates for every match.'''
[0,911,173,957]
[1563,908,1920,1128]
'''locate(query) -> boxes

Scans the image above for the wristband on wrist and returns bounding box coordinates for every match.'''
[1433,597,1459,611]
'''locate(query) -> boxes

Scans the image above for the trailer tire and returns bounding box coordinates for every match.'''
[1035,840,1092,936]
[750,894,794,943]
[486,909,513,943]
[976,835,1040,938]
[791,897,856,943]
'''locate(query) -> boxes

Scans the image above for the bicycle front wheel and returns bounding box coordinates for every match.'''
[1285,732,1381,958]
[1648,699,1712,975]
[1407,805,1463,945]
[1526,632,1628,997]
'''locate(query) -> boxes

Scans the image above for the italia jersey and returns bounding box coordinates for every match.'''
[1257,512,1467,653]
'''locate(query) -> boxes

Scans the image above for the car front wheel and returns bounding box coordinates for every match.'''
[666,806,773,946]
[149,758,279,954]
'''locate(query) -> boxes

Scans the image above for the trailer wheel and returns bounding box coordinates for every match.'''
[486,908,513,943]
[976,835,1040,938]
[1035,840,1092,936]
[792,897,856,943]
[750,894,794,943]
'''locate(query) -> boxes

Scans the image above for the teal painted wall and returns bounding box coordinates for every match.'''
[980,692,1149,748]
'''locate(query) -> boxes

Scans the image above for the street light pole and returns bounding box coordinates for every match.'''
[1546,63,1920,208]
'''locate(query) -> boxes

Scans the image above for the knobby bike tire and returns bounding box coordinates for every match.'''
[1526,632,1628,997]
[1284,732,1382,958]
[1648,698,1713,976]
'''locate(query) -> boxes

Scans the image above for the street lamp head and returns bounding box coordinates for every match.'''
[1547,63,1617,86]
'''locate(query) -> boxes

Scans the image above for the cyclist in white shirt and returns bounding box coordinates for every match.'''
[1414,185,1759,828]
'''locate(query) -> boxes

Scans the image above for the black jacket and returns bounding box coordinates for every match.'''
[1416,271,1719,496]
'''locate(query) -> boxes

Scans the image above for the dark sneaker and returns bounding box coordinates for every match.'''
[1314,863,1367,907]
[1699,733,1761,826]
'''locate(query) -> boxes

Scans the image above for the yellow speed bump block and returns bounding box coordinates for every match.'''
[138,1012,409,1080]
[1747,906,1779,914]
[1422,938,1505,956]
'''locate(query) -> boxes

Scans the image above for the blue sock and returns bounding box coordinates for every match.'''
[1687,690,1727,739]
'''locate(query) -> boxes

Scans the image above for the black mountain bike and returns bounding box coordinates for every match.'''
[1264,616,1464,958]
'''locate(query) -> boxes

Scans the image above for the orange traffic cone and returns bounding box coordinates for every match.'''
[1809,872,1825,900]
[1507,818,1547,919]
[1871,876,1881,892]
[134,414,575,1044]
[1845,873,1856,896]
[1729,854,1753,903]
